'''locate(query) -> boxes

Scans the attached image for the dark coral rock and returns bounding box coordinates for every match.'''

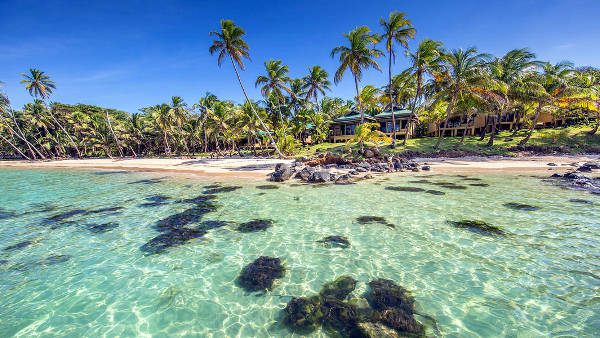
[39,255,71,265]
[449,219,505,235]
[0,207,17,220]
[145,195,171,203]
[373,308,425,336]
[385,186,425,192]
[469,183,490,187]
[138,201,169,208]
[425,190,445,195]
[317,236,351,249]
[204,185,242,194]
[236,219,274,233]
[357,216,395,228]
[4,241,33,251]
[154,205,218,231]
[140,228,206,254]
[93,170,129,175]
[86,222,119,233]
[256,185,279,190]
[88,206,124,214]
[408,180,431,184]
[357,322,400,338]
[462,177,482,181]
[197,220,230,230]
[237,256,285,291]
[438,184,468,190]
[503,202,541,211]
[128,178,163,185]
[368,279,416,314]
[41,209,88,225]
[283,296,324,332]
[320,297,361,336]
[180,194,218,205]
[320,276,357,300]
[568,198,594,205]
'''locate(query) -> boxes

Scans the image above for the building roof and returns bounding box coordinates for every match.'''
[374,109,412,119]
[332,112,376,124]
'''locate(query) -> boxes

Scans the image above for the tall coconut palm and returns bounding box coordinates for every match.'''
[192,93,219,153]
[379,11,415,145]
[302,66,331,113]
[169,96,190,153]
[331,26,383,123]
[288,78,306,113]
[514,61,577,145]
[255,59,292,140]
[20,69,81,157]
[433,48,490,149]
[209,19,284,158]
[403,39,444,145]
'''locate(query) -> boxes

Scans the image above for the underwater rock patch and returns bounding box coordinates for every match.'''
[320,276,357,300]
[356,216,395,228]
[503,202,541,211]
[568,198,594,205]
[86,222,119,233]
[39,254,71,265]
[385,186,425,192]
[88,206,124,214]
[469,183,490,187]
[437,183,468,190]
[93,170,129,175]
[140,228,206,254]
[236,219,274,232]
[256,185,279,190]
[320,297,361,336]
[368,279,415,314]
[0,207,17,220]
[179,194,218,205]
[462,177,482,181]
[197,220,231,231]
[203,185,242,194]
[4,241,33,251]
[317,236,351,249]
[154,205,218,231]
[449,219,505,235]
[237,256,285,291]
[425,190,445,195]
[41,209,88,225]
[408,180,431,184]
[373,308,424,336]
[128,178,163,185]
[283,296,324,333]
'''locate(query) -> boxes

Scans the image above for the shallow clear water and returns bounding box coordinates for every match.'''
[0,168,598,337]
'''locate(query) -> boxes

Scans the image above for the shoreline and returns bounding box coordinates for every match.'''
[1,155,599,180]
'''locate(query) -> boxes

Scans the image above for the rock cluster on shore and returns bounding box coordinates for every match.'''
[270,150,427,184]
[547,161,600,194]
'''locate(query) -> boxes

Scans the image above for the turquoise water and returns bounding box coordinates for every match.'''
[0,168,598,337]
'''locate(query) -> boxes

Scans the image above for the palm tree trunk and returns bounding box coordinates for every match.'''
[0,133,31,159]
[589,106,600,135]
[403,71,422,146]
[105,111,123,157]
[519,104,542,146]
[487,112,501,147]
[275,95,287,141]
[434,94,458,149]
[7,114,37,159]
[479,115,489,141]
[228,54,284,158]
[163,129,171,154]
[455,116,470,149]
[354,74,362,123]
[48,110,81,158]
[388,53,396,147]
[0,114,43,159]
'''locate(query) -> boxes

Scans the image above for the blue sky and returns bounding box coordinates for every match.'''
[1,0,599,113]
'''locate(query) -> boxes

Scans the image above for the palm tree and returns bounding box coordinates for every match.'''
[331,26,383,123]
[514,61,577,145]
[255,59,292,140]
[302,66,331,113]
[192,93,219,153]
[169,96,190,153]
[209,19,284,158]
[358,85,383,114]
[20,68,81,158]
[403,39,444,145]
[433,48,490,149]
[573,69,600,134]
[379,11,415,146]
[345,122,391,153]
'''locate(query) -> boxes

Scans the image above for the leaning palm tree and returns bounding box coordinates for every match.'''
[20,68,81,158]
[255,59,292,140]
[345,122,391,153]
[302,66,331,113]
[433,48,490,149]
[331,26,383,123]
[403,39,444,145]
[379,11,415,146]
[209,19,284,158]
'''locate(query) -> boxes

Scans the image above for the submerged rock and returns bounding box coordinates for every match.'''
[88,206,124,214]
[38,254,71,266]
[408,180,431,184]
[236,219,274,232]
[197,220,231,230]
[373,308,424,336]
[437,183,468,190]
[140,228,206,254]
[568,198,594,205]
[368,279,416,313]
[0,208,17,220]
[256,185,279,190]
[357,216,395,228]
[41,209,88,225]
[180,194,218,205]
[284,296,324,332]
[357,322,400,338]
[128,178,163,185]
[320,297,361,336]
[86,222,119,233]
[503,202,541,211]
[154,205,218,231]
[317,236,351,249]
[385,186,425,192]
[449,219,505,235]
[469,183,490,187]
[425,190,445,195]
[462,177,482,181]
[320,276,357,300]
[203,185,242,194]
[237,256,285,291]
[3,241,33,251]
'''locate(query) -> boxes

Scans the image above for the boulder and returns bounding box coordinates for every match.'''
[310,170,332,183]
[275,163,291,172]
[335,174,353,185]
[296,166,316,181]
[584,162,600,169]
[271,167,294,182]
[421,165,431,171]
[363,149,375,158]
[547,163,557,166]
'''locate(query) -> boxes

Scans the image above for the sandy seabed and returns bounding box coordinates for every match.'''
[0,155,598,180]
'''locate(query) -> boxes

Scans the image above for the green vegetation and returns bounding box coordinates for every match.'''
[1,12,599,160]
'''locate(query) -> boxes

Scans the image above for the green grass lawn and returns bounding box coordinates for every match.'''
[297,125,600,158]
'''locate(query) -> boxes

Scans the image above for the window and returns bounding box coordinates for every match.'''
[345,124,356,135]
